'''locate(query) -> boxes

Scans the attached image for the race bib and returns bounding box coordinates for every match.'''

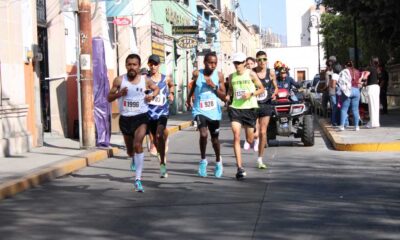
[257,92,268,101]
[200,99,217,111]
[149,94,166,106]
[235,90,246,99]
[123,99,141,112]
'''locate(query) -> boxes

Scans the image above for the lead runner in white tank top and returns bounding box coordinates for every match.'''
[118,74,149,117]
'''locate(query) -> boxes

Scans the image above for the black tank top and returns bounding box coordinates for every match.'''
[254,68,272,104]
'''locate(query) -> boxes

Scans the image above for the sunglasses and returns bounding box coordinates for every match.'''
[257,58,267,62]
[233,61,245,65]
[148,61,159,66]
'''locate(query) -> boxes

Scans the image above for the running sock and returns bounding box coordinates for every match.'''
[134,152,144,180]
[257,157,263,164]
[201,159,208,163]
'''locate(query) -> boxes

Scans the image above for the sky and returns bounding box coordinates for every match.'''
[238,0,315,37]
[238,0,287,36]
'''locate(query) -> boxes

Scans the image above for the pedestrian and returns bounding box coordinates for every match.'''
[186,51,226,178]
[327,57,342,126]
[252,50,278,169]
[245,57,257,70]
[337,60,361,131]
[378,64,389,114]
[225,52,265,180]
[360,57,381,128]
[146,54,174,178]
[107,53,160,192]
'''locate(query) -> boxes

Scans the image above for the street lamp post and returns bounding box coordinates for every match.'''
[309,14,321,74]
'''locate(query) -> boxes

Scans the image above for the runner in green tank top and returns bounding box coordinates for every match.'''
[225,52,265,180]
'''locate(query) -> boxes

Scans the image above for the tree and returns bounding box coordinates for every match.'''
[322,0,400,64]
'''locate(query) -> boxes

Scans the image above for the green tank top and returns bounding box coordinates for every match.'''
[231,70,259,109]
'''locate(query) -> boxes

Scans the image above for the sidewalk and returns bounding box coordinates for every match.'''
[0,112,193,200]
[319,108,400,152]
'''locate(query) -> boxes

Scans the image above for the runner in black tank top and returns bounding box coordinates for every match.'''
[253,51,278,169]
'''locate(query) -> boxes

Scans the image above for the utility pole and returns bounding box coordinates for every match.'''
[258,0,262,50]
[79,0,95,148]
[234,0,239,52]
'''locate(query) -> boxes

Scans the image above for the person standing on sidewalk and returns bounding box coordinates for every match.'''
[337,60,361,131]
[361,57,381,128]
[186,51,226,178]
[253,51,278,169]
[107,53,160,192]
[146,54,174,178]
[226,52,265,180]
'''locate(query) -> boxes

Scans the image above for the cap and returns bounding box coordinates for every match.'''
[148,54,161,64]
[232,52,246,62]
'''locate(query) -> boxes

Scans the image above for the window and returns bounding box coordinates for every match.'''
[296,70,306,81]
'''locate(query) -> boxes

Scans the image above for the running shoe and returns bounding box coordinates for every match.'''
[160,164,168,178]
[235,167,247,180]
[134,179,144,192]
[198,160,208,177]
[214,162,223,178]
[243,141,250,150]
[257,162,267,169]
[253,139,259,152]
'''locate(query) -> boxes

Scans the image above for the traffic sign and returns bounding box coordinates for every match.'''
[112,17,131,26]
[177,36,198,49]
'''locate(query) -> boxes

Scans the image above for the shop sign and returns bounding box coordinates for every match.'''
[166,7,191,26]
[112,17,131,26]
[177,36,198,49]
[172,26,199,35]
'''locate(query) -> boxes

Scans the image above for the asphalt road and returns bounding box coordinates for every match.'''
[0,120,399,240]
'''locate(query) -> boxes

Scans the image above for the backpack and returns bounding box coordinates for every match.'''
[338,69,352,97]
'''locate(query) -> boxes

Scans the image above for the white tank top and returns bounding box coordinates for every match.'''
[118,74,149,116]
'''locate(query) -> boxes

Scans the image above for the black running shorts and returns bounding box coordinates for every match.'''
[258,103,274,117]
[195,114,220,137]
[119,113,149,136]
[148,115,168,136]
[228,107,257,128]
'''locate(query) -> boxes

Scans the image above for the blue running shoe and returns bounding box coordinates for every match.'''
[214,162,223,178]
[198,160,208,177]
[130,158,136,171]
[134,179,144,192]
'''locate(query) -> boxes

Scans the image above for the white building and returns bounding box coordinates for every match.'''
[266,0,325,81]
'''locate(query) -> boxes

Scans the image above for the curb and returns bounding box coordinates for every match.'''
[0,120,193,200]
[319,118,400,152]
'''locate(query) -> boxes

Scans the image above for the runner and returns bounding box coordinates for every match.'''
[243,56,259,151]
[186,51,226,178]
[107,53,160,192]
[147,54,174,178]
[225,52,265,180]
[253,51,278,169]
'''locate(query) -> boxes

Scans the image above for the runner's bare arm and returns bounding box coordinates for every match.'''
[217,72,226,100]
[145,78,160,102]
[270,71,279,98]
[166,75,175,102]
[107,76,124,102]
